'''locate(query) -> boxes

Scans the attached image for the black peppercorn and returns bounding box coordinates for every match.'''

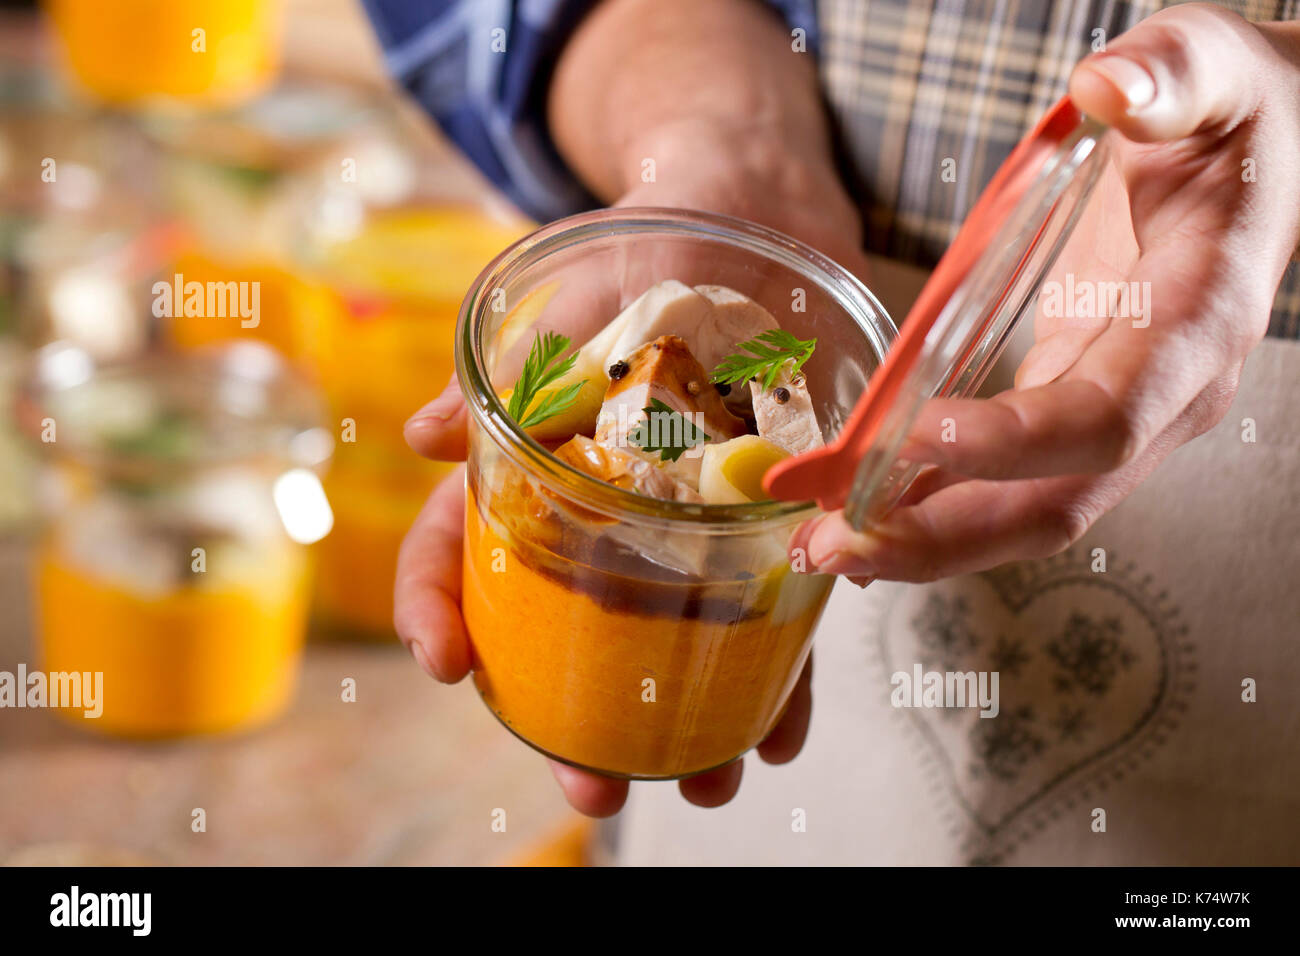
[608,360,630,380]
[714,382,731,397]
[774,386,791,404]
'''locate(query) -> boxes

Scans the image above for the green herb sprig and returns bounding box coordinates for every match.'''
[710,329,817,390]
[628,398,711,463]
[507,331,588,429]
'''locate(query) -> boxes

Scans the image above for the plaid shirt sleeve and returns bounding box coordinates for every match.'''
[360,0,819,223]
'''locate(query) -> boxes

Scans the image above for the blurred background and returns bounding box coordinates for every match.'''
[0,0,594,865]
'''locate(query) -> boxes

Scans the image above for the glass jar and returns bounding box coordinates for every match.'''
[291,149,530,640]
[43,0,283,108]
[5,91,168,362]
[2,80,168,528]
[15,342,332,737]
[456,209,897,779]
[138,82,396,361]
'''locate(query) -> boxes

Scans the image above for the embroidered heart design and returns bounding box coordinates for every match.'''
[865,549,1194,863]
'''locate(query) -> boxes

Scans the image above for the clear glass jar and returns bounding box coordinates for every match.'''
[290,144,530,640]
[2,78,167,528]
[138,82,396,361]
[5,96,167,362]
[15,342,332,737]
[456,209,897,779]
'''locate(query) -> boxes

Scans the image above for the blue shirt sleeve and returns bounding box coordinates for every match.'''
[361,0,820,223]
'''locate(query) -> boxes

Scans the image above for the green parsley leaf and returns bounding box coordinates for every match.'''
[518,381,585,429]
[507,331,588,429]
[709,328,817,390]
[628,398,711,463]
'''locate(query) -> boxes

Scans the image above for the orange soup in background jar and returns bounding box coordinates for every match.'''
[16,343,333,737]
[295,199,529,639]
[44,0,283,108]
[455,209,897,779]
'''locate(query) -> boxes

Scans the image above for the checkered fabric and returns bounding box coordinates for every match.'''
[818,0,1300,337]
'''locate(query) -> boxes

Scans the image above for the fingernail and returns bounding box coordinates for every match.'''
[789,514,828,571]
[899,439,940,465]
[407,401,455,427]
[1086,55,1156,111]
[809,522,880,577]
[409,641,438,680]
[808,527,839,570]
[848,575,876,589]
[810,549,874,576]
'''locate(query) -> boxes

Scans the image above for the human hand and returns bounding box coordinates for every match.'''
[799,4,1300,582]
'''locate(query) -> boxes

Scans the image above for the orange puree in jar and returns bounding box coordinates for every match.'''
[45,0,282,107]
[35,539,309,737]
[462,490,831,779]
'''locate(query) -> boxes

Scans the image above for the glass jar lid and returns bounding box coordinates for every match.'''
[767,97,1109,528]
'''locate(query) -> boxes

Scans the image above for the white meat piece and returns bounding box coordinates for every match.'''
[581,280,713,376]
[749,367,824,455]
[690,284,780,371]
[583,281,779,388]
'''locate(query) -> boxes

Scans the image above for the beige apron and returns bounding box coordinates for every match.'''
[617,333,1300,866]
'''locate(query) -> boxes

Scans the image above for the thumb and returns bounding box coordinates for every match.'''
[404,376,469,462]
[1069,4,1266,142]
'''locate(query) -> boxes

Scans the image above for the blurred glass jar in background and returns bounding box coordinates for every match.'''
[16,200,175,362]
[15,342,333,737]
[2,76,167,528]
[5,85,169,360]
[0,67,60,531]
[0,67,60,341]
[43,0,283,109]
[290,146,531,639]
[140,83,394,362]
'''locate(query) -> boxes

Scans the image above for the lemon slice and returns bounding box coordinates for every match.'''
[491,281,560,363]
[699,435,789,503]
[498,347,605,442]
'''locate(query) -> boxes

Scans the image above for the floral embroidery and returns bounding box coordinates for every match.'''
[970,705,1045,781]
[1047,613,1136,696]
[911,594,979,670]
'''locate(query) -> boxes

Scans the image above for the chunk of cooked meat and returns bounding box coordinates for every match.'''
[690,285,779,369]
[582,279,713,375]
[595,335,748,450]
[554,435,703,503]
[582,280,778,395]
[749,367,824,455]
